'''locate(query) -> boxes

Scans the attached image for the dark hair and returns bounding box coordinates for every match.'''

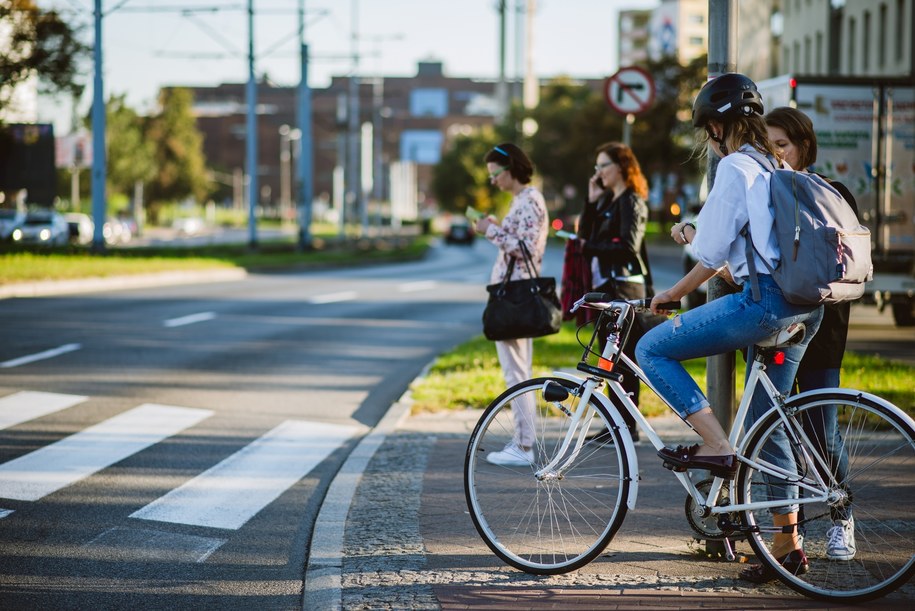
[595,141,648,200]
[765,106,817,169]
[484,142,533,184]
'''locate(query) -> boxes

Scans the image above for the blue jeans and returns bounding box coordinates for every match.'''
[796,368,852,521]
[636,274,823,514]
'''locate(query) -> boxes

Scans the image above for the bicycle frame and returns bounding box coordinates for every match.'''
[539,302,836,521]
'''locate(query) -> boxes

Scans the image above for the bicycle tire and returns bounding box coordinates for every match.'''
[736,390,915,602]
[464,376,631,575]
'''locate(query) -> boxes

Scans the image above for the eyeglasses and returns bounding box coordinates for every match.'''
[488,166,507,180]
[594,161,616,171]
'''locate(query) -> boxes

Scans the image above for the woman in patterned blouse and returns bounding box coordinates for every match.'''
[473,142,549,467]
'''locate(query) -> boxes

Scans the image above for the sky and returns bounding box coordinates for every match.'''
[39,0,659,133]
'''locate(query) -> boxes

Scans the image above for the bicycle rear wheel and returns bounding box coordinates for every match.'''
[736,391,915,602]
[464,376,631,575]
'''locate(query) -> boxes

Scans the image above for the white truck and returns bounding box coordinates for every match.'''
[758,74,915,326]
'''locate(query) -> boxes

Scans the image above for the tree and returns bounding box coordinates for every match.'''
[106,94,155,206]
[0,1,88,119]
[144,88,210,219]
[431,57,709,224]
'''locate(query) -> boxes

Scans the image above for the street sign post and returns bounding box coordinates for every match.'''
[604,66,655,145]
[604,66,656,116]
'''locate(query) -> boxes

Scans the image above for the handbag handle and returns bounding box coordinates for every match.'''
[516,241,539,279]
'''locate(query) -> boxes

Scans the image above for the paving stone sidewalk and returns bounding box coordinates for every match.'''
[339,410,914,610]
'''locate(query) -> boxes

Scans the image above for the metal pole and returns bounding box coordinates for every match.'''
[246,0,258,249]
[706,0,739,430]
[704,0,739,560]
[297,0,314,250]
[496,0,508,121]
[347,0,362,238]
[90,0,107,252]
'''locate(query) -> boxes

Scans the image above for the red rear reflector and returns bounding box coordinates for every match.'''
[773,352,786,365]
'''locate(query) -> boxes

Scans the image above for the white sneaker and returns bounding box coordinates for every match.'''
[826,517,856,561]
[485,442,534,467]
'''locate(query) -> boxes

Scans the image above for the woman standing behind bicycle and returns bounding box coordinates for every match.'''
[635,73,823,582]
[473,143,549,467]
[766,106,859,564]
[578,142,651,440]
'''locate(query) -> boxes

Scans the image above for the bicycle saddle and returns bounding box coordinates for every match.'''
[756,323,806,348]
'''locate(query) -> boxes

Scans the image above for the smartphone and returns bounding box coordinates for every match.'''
[594,177,605,189]
[465,207,485,222]
[555,230,577,240]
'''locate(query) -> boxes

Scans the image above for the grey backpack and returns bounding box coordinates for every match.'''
[741,151,873,305]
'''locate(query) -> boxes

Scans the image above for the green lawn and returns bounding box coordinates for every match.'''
[0,236,429,284]
[410,321,915,418]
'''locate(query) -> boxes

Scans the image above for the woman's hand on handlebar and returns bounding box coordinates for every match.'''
[650,290,681,315]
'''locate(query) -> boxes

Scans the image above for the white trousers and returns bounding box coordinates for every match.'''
[495,337,535,448]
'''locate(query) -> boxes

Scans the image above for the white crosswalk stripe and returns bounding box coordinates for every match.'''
[0,390,359,535]
[0,391,88,430]
[0,403,213,502]
[130,420,358,530]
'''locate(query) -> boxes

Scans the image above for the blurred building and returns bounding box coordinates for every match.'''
[183,61,508,221]
[779,0,913,77]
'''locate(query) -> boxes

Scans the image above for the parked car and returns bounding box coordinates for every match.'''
[444,220,475,245]
[11,209,70,246]
[103,218,132,245]
[64,213,94,245]
[0,207,26,242]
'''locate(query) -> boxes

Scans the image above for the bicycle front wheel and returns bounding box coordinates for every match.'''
[464,376,631,575]
[737,391,915,602]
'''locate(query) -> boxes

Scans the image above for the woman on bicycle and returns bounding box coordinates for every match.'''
[474,143,549,467]
[635,73,823,582]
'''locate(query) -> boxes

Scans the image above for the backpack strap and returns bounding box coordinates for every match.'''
[739,149,780,302]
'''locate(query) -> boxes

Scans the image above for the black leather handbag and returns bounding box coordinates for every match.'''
[482,242,562,341]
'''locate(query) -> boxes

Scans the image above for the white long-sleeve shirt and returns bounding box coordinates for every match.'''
[692,146,781,285]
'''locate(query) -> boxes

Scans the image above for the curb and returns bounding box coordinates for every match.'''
[302,366,427,611]
[0,268,248,299]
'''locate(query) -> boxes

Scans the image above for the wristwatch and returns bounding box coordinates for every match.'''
[679,222,696,244]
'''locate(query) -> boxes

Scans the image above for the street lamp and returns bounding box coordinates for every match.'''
[279,124,301,223]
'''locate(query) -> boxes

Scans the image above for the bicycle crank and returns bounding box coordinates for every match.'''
[684,478,743,541]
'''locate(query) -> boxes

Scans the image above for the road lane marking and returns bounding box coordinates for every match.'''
[308,291,357,305]
[0,391,88,430]
[398,280,437,293]
[130,420,358,530]
[163,311,217,328]
[84,527,227,563]
[0,404,213,502]
[0,343,82,369]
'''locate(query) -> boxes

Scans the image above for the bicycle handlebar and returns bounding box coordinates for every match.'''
[578,293,681,312]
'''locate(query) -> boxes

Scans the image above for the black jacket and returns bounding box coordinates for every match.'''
[579,188,649,282]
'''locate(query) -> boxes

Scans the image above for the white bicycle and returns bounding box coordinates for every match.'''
[464,294,915,602]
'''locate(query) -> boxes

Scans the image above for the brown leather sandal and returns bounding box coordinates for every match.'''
[739,549,809,584]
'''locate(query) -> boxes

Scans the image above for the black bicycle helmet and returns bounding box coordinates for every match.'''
[691,73,764,127]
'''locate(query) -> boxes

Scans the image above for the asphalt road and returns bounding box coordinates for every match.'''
[0,239,497,609]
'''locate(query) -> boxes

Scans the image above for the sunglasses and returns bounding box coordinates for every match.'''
[488,166,507,180]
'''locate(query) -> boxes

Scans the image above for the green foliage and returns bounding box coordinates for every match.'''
[144,88,211,219]
[0,1,88,117]
[106,94,156,202]
[430,57,710,222]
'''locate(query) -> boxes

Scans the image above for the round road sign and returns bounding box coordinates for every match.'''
[604,66,656,115]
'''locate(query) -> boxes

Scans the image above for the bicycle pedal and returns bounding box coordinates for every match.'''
[662,460,686,473]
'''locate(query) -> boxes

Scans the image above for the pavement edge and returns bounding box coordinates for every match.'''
[302,362,431,611]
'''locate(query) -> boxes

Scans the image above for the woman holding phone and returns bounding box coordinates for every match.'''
[577,142,651,438]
